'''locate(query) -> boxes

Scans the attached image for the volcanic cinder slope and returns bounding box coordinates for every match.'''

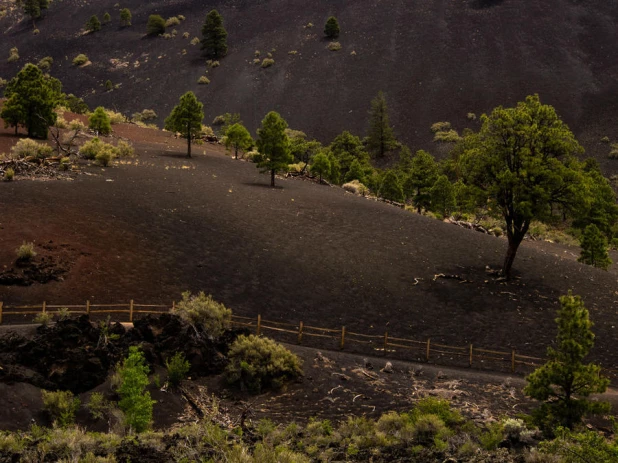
[1,0,618,168]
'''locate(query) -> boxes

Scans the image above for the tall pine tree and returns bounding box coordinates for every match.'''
[256,111,292,187]
[403,150,438,212]
[578,224,612,270]
[366,91,397,158]
[22,0,48,21]
[164,92,204,158]
[524,292,610,432]
[201,10,228,59]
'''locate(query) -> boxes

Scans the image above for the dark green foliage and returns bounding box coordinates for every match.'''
[64,93,89,114]
[539,427,618,462]
[324,16,340,38]
[165,352,190,387]
[146,14,165,36]
[329,130,370,184]
[224,123,253,159]
[379,170,404,202]
[201,9,228,59]
[104,79,113,91]
[102,12,111,24]
[86,15,101,32]
[256,111,293,187]
[366,91,398,158]
[403,150,437,212]
[578,224,612,270]
[524,293,610,432]
[36,56,53,72]
[1,63,61,138]
[88,107,111,135]
[459,95,597,278]
[310,150,331,183]
[287,129,322,166]
[430,175,456,218]
[22,0,48,20]
[225,335,303,393]
[119,8,131,27]
[117,346,155,433]
[213,112,241,136]
[41,390,80,428]
[344,158,366,184]
[164,92,204,158]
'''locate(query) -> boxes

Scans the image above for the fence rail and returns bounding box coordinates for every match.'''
[1,300,618,384]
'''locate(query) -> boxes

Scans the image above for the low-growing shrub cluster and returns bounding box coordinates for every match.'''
[72,54,89,66]
[79,138,124,166]
[171,291,231,338]
[9,138,53,159]
[16,241,36,261]
[7,47,19,63]
[41,390,81,428]
[261,58,275,68]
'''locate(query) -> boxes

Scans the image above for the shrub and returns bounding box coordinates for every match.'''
[165,352,190,387]
[89,107,112,134]
[10,138,53,159]
[41,390,81,427]
[86,15,101,32]
[0,77,6,87]
[601,136,610,143]
[225,334,303,392]
[16,242,36,261]
[190,37,200,45]
[342,180,369,196]
[431,121,452,133]
[178,14,186,21]
[117,346,155,433]
[140,109,157,121]
[95,145,117,166]
[34,312,52,326]
[105,79,113,91]
[87,392,108,420]
[207,60,220,68]
[56,307,71,321]
[72,54,89,66]
[7,47,19,63]
[147,14,166,36]
[171,291,231,338]
[411,414,450,446]
[327,42,342,51]
[105,109,125,125]
[120,8,132,27]
[608,143,618,159]
[3,168,14,181]
[261,58,275,68]
[103,12,111,24]
[197,76,210,85]
[324,16,340,38]
[433,129,462,143]
[80,138,103,160]
[165,16,180,27]
[116,140,134,157]
[410,397,463,427]
[467,112,477,121]
[37,56,53,72]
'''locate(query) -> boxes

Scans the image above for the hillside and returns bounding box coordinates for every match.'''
[2,0,618,169]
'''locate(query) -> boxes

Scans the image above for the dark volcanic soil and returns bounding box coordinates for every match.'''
[1,122,618,376]
[2,1,618,169]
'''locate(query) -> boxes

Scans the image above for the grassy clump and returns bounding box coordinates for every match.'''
[7,47,19,63]
[3,168,14,181]
[608,143,618,159]
[225,334,303,393]
[261,58,275,68]
[72,54,89,66]
[115,140,135,157]
[10,138,53,159]
[41,390,81,428]
[342,180,369,196]
[16,242,36,261]
[197,75,210,85]
[327,41,342,51]
[165,16,180,27]
[165,352,190,387]
[171,291,232,338]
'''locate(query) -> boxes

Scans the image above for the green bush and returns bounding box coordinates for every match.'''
[89,107,112,135]
[86,15,101,32]
[197,75,210,85]
[10,138,53,159]
[225,334,303,392]
[115,140,134,157]
[165,16,180,27]
[3,168,14,181]
[103,12,111,24]
[95,145,117,166]
[117,346,155,433]
[7,47,19,63]
[16,242,36,261]
[105,79,113,91]
[261,58,275,68]
[37,56,53,72]
[42,390,81,427]
[80,138,103,160]
[327,42,342,51]
[608,143,618,159]
[410,414,450,446]
[87,392,108,420]
[431,121,452,133]
[147,15,166,36]
[72,54,89,66]
[411,397,463,427]
[166,352,190,387]
[433,129,462,143]
[171,291,231,338]
[342,180,369,196]
[34,311,52,326]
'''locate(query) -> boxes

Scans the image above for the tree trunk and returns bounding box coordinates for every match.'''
[234,147,238,160]
[502,231,524,279]
[186,122,191,158]
[271,169,275,187]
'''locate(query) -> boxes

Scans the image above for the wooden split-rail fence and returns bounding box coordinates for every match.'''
[1,300,617,384]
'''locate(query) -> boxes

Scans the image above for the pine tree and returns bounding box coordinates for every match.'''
[403,150,438,212]
[524,292,610,432]
[201,10,228,59]
[88,107,112,135]
[366,91,398,158]
[224,123,253,159]
[119,8,132,27]
[22,0,48,21]
[324,16,340,38]
[430,175,456,218]
[379,170,404,202]
[344,158,366,184]
[311,151,331,184]
[256,111,293,187]
[1,63,61,138]
[86,15,101,32]
[329,130,369,183]
[164,92,204,158]
[146,15,165,36]
[102,12,111,24]
[578,224,612,270]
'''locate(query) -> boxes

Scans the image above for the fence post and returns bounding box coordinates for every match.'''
[298,321,304,345]
[257,314,262,336]
[86,300,90,315]
[426,338,431,361]
[340,326,346,350]
[384,331,388,353]
[129,300,134,322]
[42,301,46,313]
[0,301,3,325]
[511,350,516,373]
[469,344,473,367]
